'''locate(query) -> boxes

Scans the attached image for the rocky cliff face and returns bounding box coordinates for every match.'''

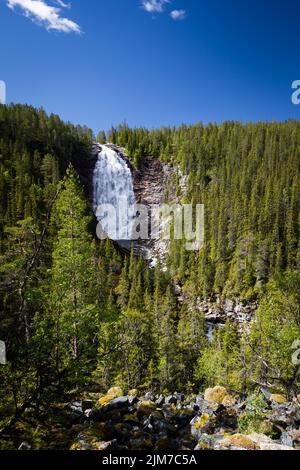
[92,143,180,264]
[132,154,177,264]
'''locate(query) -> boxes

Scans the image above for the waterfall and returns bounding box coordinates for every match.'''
[93,145,136,242]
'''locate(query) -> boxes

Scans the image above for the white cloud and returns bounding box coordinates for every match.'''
[7,0,81,33]
[55,0,71,8]
[142,0,171,14]
[170,9,186,20]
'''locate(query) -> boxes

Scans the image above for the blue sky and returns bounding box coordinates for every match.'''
[0,0,300,133]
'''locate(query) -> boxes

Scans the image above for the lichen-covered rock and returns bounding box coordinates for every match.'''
[270,394,288,404]
[137,400,157,416]
[204,386,235,406]
[108,386,123,397]
[248,433,295,451]
[220,434,258,450]
[191,413,216,439]
[222,395,236,407]
[194,434,220,450]
[97,386,124,407]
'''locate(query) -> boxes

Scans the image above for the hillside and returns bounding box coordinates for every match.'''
[0,104,299,450]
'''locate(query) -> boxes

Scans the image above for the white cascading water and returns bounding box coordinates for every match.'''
[93,145,136,241]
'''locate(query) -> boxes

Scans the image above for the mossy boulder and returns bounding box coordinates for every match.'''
[137,400,157,416]
[270,394,288,405]
[128,389,138,396]
[97,386,124,407]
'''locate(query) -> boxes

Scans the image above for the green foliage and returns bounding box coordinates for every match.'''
[238,392,270,435]
[49,167,99,382]
[0,105,299,446]
[111,120,300,299]
[248,273,300,396]
[195,320,245,392]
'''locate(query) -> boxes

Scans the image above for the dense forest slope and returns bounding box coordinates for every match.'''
[109,121,300,299]
[0,104,299,450]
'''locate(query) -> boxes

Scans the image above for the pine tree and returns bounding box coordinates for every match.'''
[49,166,98,384]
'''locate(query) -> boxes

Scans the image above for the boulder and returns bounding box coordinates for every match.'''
[222,395,236,407]
[97,386,124,407]
[220,434,258,450]
[269,403,300,429]
[248,433,295,451]
[107,386,123,397]
[101,396,129,412]
[270,394,288,405]
[204,386,235,406]
[194,433,223,450]
[190,413,216,439]
[281,430,294,448]
[219,432,294,451]
[137,400,157,416]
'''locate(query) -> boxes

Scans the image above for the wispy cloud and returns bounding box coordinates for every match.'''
[7,0,81,33]
[170,9,186,21]
[142,0,171,14]
[55,0,71,8]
